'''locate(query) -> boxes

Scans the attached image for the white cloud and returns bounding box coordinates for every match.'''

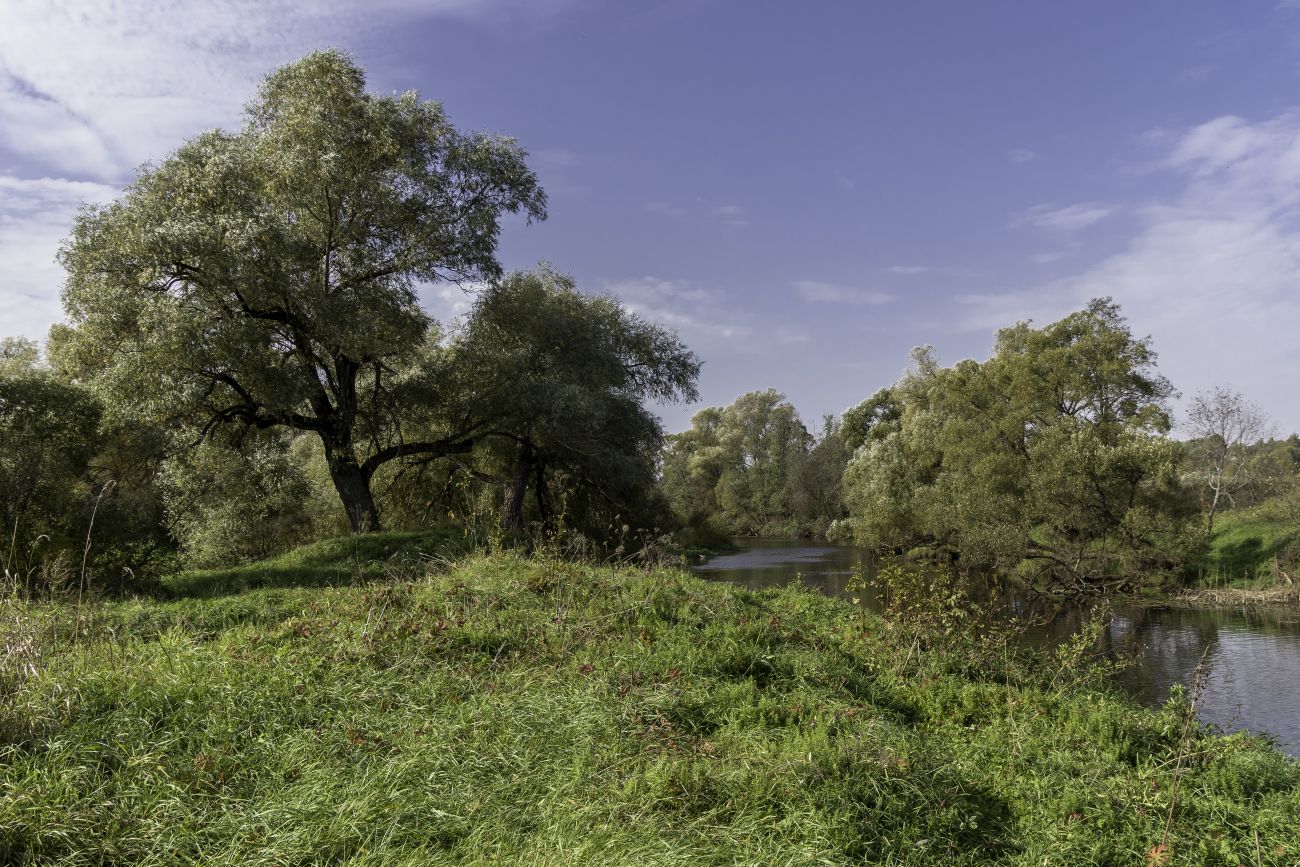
[1016,202,1116,232]
[965,111,1300,433]
[887,265,930,275]
[0,78,121,180]
[606,276,753,342]
[416,281,490,325]
[794,280,892,305]
[714,204,749,228]
[1008,148,1037,164]
[0,175,117,340]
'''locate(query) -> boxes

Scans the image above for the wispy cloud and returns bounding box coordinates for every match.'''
[1029,251,1068,265]
[1008,148,1037,164]
[714,204,749,228]
[1028,241,1082,265]
[0,0,574,182]
[966,110,1300,432]
[1015,202,1116,232]
[531,148,581,171]
[887,265,930,275]
[0,175,118,339]
[529,147,585,197]
[647,200,750,228]
[793,280,893,305]
[606,276,752,342]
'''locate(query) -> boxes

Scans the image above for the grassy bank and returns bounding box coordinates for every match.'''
[1196,508,1298,589]
[161,529,463,598]
[2,549,1298,864]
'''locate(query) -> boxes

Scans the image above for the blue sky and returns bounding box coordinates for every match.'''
[2,1,1298,433]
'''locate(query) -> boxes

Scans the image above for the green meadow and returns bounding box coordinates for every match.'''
[2,543,1297,865]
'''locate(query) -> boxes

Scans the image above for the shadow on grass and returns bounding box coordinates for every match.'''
[160,529,467,600]
[1205,520,1298,584]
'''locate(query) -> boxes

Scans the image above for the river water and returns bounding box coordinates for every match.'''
[692,539,1300,756]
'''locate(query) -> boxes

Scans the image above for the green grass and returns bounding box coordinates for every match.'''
[1198,508,1299,587]
[2,550,1298,864]
[161,529,463,598]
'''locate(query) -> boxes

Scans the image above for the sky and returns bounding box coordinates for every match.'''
[2,0,1299,434]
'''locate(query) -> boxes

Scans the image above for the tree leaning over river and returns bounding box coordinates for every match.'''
[833,299,1198,588]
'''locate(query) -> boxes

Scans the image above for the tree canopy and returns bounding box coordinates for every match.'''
[662,390,848,538]
[58,49,546,532]
[443,268,700,537]
[1184,386,1274,532]
[0,339,102,576]
[833,299,1194,588]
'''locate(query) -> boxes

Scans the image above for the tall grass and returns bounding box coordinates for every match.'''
[0,549,1296,864]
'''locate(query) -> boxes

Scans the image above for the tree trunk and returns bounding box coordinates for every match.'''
[533,458,551,530]
[1206,480,1222,535]
[326,449,382,533]
[502,444,535,534]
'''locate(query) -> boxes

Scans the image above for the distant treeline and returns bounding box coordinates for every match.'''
[664,300,1300,591]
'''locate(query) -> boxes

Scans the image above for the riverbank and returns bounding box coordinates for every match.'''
[1171,583,1300,607]
[3,550,1298,864]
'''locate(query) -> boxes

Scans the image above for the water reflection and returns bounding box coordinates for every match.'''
[692,540,870,600]
[693,539,1300,756]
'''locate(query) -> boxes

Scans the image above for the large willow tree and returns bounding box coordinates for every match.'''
[835,299,1195,587]
[58,50,546,531]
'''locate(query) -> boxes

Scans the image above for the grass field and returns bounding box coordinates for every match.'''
[2,543,1298,865]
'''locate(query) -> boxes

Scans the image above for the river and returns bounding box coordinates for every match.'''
[692,538,1300,756]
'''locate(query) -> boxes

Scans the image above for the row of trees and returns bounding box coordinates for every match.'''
[663,301,1297,589]
[3,51,699,588]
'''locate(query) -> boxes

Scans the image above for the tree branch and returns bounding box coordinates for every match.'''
[360,437,476,478]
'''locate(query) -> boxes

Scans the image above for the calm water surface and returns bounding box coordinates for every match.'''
[694,539,1300,756]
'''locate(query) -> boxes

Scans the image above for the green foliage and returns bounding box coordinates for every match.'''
[662,390,847,538]
[0,346,102,577]
[160,432,337,568]
[841,387,900,452]
[1,553,1295,863]
[443,267,699,543]
[787,414,850,535]
[835,300,1196,589]
[2,337,179,593]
